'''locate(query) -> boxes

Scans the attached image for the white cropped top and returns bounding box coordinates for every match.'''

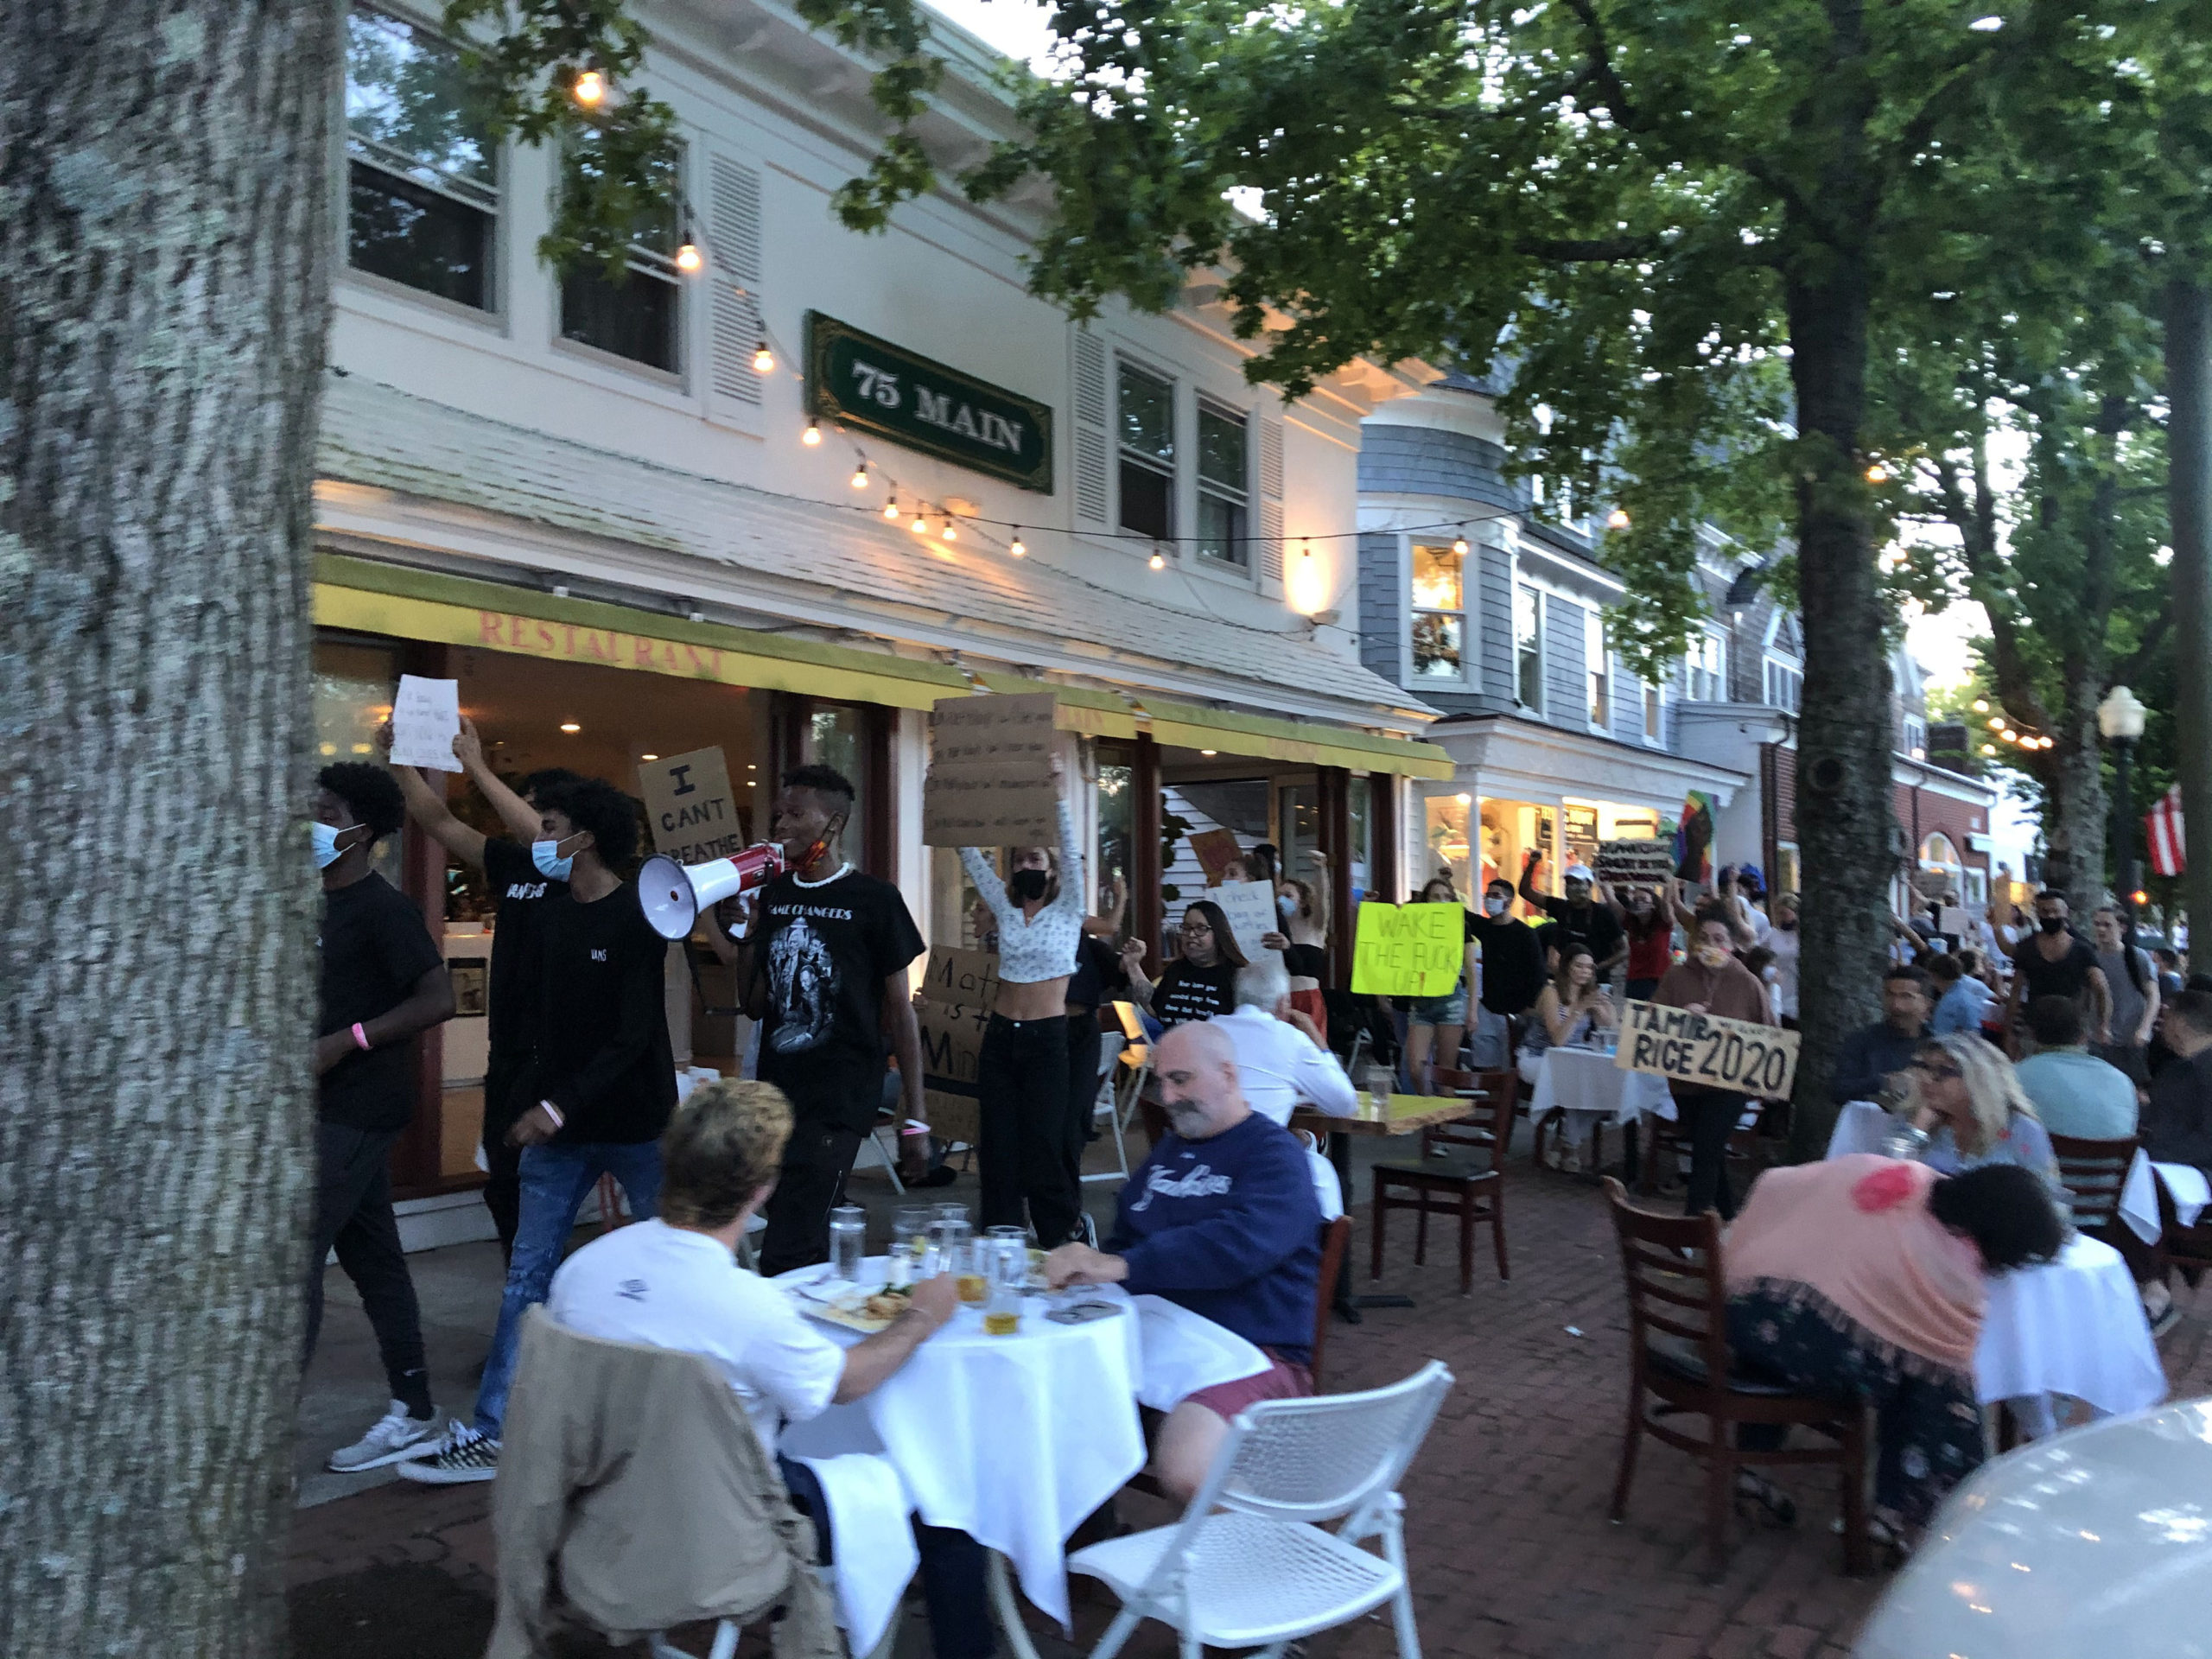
[959,798,1085,985]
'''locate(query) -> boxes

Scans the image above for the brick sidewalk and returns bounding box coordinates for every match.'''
[287,1168,2212,1659]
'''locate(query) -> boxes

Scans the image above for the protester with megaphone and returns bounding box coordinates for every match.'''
[721,763,929,1278]
[382,715,582,1262]
[400,777,677,1486]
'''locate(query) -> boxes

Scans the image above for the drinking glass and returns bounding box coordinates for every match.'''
[889,1206,931,1287]
[983,1236,1028,1336]
[829,1205,868,1282]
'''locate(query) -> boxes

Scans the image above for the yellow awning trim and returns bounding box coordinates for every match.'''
[312,554,1446,773]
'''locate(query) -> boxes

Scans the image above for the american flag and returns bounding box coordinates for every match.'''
[2147,785,2186,877]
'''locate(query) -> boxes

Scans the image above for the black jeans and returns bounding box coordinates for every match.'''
[1678,1090,1745,1221]
[978,1014,1080,1244]
[306,1122,432,1415]
[759,1117,866,1279]
[779,1455,994,1659]
[480,1053,525,1264]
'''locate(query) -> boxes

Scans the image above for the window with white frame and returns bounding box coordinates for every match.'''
[1764,658,1803,713]
[1643,680,1663,742]
[1683,631,1726,701]
[1902,715,1927,759]
[345,3,499,310]
[1117,360,1174,542]
[557,145,683,372]
[1195,400,1249,566]
[1515,584,1544,711]
[1586,610,1610,729]
[1409,543,1465,680]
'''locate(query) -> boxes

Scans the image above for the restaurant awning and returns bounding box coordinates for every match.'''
[315,555,1454,778]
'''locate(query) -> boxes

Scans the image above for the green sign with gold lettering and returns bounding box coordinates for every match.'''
[805,313,1053,493]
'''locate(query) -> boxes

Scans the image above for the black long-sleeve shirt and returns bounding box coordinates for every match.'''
[1830,1020,1927,1106]
[2144,1049,2212,1177]
[518,886,677,1145]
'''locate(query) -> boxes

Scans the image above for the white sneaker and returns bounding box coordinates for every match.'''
[393,1422,501,1484]
[327,1402,444,1472]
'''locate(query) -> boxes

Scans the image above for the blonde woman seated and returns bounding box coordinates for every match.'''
[1903,1032,2060,1189]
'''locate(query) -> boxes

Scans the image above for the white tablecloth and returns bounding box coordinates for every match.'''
[1825,1099,1895,1159]
[1975,1235,2166,1414]
[2117,1152,2212,1243]
[773,1262,1262,1629]
[1529,1046,1677,1128]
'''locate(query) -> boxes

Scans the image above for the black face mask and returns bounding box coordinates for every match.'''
[1008,868,1050,903]
[1777,918,1798,931]
[2039,915,2068,936]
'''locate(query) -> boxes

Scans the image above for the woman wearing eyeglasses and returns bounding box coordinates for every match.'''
[1904,1032,2061,1190]
[1122,899,1249,1030]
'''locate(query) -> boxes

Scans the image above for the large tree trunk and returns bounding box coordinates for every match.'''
[1784,258,1894,1161]
[0,4,335,1654]
[2043,688,2109,913]
[2170,277,2212,938]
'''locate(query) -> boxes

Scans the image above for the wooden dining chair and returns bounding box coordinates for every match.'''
[2049,1131,2139,1243]
[1369,1071,1514,1294]
[1601,1179,1870,1582]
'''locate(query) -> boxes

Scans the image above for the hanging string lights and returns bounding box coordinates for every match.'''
[850,461,870,490]
[571,68,607,107]
[800,420,823,447]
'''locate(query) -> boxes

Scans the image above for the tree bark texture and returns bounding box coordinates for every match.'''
[1783,261,1895,1161]
[2168,278,2212,938]
[0,4,335,1655]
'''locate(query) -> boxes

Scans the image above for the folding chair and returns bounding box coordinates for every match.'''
[1071,1363,1453,1659]
[1084,1032,1135,1185]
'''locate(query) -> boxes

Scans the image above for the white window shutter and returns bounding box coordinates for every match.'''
[1255,410,1285,595]
[1071,327,1110,530]
[708,154,764,431]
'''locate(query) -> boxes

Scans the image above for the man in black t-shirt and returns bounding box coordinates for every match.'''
[401,778,677,1485]
[1466,879,1547,1016]
[387,715,581,1260]
[1518,853,1626,976]
[730,764,927,1277]
[309,764,455,1475]
[2003,889,2113,1055]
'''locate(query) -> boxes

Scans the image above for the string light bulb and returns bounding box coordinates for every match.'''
[674,242,702,274]
[1009,530,1027,557]
[911,512,929,535]
[1987,716,2005,729]
[1148,551,1166,571]
[883,498,900,520]
[571,69,607,107]
[1866,462,1889,483]
[801,420,823,448]
[1982,743,1998,756]
[849,462,870,490]
[1452,530,1470,556]
[1606,508,1631,530]
[1972,698,1990,713]
[942,521,958,543]
[752,341,775,374]
[2001,730,2018,743]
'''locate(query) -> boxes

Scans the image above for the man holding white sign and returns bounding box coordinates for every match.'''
[1648,901,1775,1219]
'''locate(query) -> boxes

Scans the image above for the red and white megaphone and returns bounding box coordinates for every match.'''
[639,843,787,941]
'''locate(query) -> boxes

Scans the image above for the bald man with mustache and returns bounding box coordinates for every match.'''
[1046,1020,1321,1497]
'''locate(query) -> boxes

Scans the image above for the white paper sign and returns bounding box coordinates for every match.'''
[389,675,462,772]
[1205,880,1280,967]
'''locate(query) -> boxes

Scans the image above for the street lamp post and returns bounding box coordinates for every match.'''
[2100,685,2149,922]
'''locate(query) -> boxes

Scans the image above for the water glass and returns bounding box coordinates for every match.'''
[889,1205,931,1287]
[829,1205,868,1282]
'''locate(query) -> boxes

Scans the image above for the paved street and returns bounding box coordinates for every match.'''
[288,1143,2212,1659]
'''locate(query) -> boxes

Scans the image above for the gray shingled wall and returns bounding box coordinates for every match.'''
[1357,531,1402,685]
[1357,426,1530,515]
[1478,545,1514,704]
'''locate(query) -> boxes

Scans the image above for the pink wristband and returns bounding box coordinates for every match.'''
[351,1022,371,1052]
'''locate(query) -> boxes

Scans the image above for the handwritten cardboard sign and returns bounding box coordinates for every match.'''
[1615,1000,1799,1098]
[917,946,999,1149]
[637,747,747,866]
[1205,880,1281,966]
[924,693,1059,847]
[1187,828,1245,887]
[920,946,1001,1012]
[1350,902,1465,997]
[1596,839,1674,886]
[389,674,462,772]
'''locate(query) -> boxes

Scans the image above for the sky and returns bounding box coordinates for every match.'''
[924,0,1059,67]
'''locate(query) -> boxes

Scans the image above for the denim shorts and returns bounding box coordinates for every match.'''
[1405,982,1466,1027]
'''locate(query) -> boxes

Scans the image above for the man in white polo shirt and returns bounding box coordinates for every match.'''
[1211,957,1359,1218]
[543,1077,994,1659]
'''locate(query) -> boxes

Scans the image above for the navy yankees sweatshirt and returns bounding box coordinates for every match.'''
[1108,1112,1322,1363]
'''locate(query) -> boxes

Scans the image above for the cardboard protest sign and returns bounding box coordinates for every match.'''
[1186,828,1245,887]
[924,693,1059,847]
[1615,1000,1799,1098]
[1350,902,1465,997]
[389,674,462,772]
[637,747,747,865]
[1597,838,1674,886]
[1205,880,1280,964]
[917,945,998,1150]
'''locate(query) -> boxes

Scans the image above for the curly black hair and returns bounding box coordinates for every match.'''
[781,762,855,806]
[318,762,406,842]
[537,778,641,869]
[518,766,586,802]
[1928,1165,2064,1273]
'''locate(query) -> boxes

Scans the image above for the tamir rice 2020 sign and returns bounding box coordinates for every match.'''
[805,314,1054,493]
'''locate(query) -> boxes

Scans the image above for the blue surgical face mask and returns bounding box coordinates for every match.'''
[1277,892,1298,918]
[312,822,363,870]
[532,839,575,881]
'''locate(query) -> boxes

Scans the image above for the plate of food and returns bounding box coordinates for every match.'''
[791,1278,911,1334]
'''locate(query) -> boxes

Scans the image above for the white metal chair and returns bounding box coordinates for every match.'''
[1068,1361,1454,1659]
[1084,1032,1134,1185]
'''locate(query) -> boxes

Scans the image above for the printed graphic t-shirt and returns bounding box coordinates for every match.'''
[480,836,568,1070]
[752,868,926,1133]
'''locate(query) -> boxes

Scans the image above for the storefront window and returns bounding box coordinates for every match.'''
[1562,804,1599,874]
[1775,841,1802,898]
[1409,543,1465,680]
[313,637,406,889]
[1096,747,1135,915]
[1918,831,1963,899]
[804,702,874,870]
[1424,793,1474,897]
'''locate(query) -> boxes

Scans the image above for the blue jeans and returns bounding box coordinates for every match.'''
[474,1139,663,1438]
